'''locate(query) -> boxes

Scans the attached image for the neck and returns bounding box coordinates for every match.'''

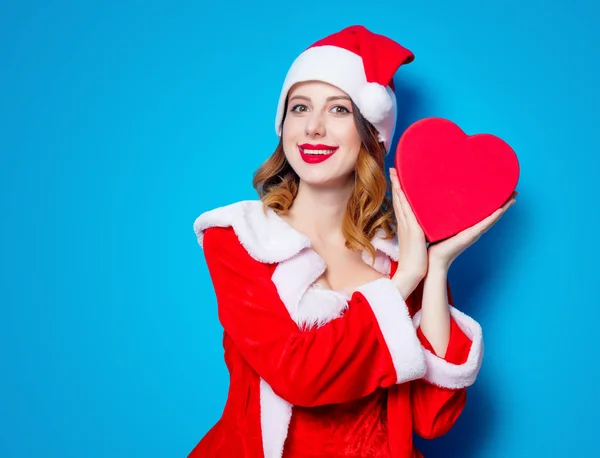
[285,175,354,245]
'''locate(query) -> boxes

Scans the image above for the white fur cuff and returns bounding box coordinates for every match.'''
[412,306,484,389]
[355,278,427,384]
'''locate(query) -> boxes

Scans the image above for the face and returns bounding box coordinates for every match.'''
[281,81,362,187]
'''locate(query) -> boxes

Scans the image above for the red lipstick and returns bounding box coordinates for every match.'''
[298,144,338,164]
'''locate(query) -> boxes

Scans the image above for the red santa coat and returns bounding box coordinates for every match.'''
[189,200,484,457]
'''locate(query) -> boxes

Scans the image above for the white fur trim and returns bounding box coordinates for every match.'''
[193,200,311,264]
[355,82,393,124]
[377,85,397,152]
[272,248,349,330]
[355,278,427,383]
[194,200,404,457]
[412,306,484,389]
[370,227,399,261]
[361,227,399,275]
[274,45,397,153]
[301,284,352,326]
[260,378,292,458]
[194,200,399,266]
[361,248,392,276]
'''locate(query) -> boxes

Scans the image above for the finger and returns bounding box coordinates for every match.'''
[482,197,516,230]
[389,169,407,225]
[389,168,400,191]
[474,207,505,235]
[397,192,425,241]
[503,192,517,208]
[502,198,516,211]
[460,209,500,239]
[395,183,420,228]
[393,187,407,226]
[480,213,503,234]
[486,201,513,230]
[392,180,409,220]
[492,199,516,223]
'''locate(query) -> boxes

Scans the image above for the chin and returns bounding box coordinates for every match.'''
[298,169,353,188]
[300,176,334,187]
[294,167,326,182]
[286,155,354,186]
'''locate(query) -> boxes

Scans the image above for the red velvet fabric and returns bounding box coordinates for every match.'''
[188,226,476,457]
[281,310,472,457]
[283,388,392,457]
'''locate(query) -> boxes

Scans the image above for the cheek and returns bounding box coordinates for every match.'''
[326,117,359,142]
[282,115,303,139]
[281,120,300,161]
[337,123,362,152]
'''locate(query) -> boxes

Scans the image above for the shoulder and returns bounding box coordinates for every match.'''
[192,199,400,272]
[193,199,311,264]
[201,225,243,257]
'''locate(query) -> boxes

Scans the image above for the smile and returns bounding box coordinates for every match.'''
[298,144,338,164]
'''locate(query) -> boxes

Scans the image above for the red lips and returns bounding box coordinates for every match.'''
[299,143,338,150]
[298,144,338,164]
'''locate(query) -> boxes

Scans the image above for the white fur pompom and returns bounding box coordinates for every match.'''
[355,83,393,124]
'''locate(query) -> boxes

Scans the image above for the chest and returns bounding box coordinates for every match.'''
[270,244,390,330]
[312,243,386,296]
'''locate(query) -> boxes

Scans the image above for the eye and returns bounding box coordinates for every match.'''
[290,104,309,113]
[331,105,351,114]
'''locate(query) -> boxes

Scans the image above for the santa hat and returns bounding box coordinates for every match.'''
[274,25,414,153]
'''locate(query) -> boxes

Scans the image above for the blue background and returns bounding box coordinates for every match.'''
[1,1,598,456]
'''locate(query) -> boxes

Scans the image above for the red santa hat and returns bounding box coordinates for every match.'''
[275,25,415,153]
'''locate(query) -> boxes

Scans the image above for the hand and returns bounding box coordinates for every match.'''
[389,168,428,296]
[428,191,518,270]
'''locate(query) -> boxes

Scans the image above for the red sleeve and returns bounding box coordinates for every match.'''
[414,279,474,364]
[411,379,467,439]
[202,226,427,408]
[408,279,475,439]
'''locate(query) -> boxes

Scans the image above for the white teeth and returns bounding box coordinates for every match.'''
[302,148,336,155]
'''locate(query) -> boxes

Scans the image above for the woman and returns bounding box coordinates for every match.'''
[190,25,516,458]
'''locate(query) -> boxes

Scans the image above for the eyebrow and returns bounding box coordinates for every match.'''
[288,95,352,103]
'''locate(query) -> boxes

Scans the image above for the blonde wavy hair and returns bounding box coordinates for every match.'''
[252,98,396,262]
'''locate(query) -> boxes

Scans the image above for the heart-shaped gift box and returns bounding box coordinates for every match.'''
[394,117,520,243]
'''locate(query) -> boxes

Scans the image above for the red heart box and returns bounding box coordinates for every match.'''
[394,117,520,243]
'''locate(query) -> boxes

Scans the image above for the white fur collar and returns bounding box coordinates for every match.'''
[193,199,400,458]
[193,199,398,269]
[192,199,483,458]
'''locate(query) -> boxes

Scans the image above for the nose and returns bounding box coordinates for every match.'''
[305,110,326,138]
